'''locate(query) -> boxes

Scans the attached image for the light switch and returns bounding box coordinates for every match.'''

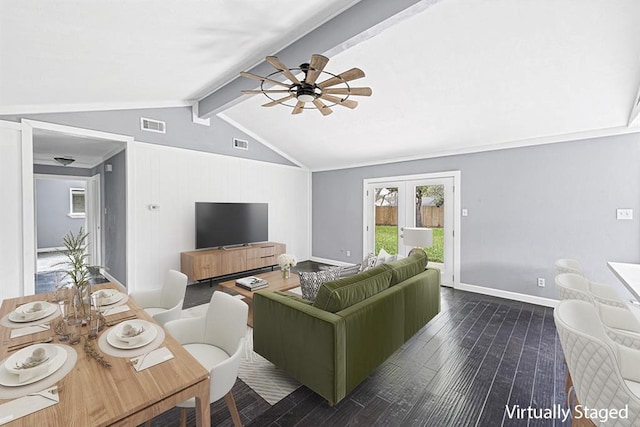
[617,209,633,220]
[462,209,468,217]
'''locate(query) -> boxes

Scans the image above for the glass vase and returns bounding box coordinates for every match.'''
[73,285,91,324]
[282,266,290,279]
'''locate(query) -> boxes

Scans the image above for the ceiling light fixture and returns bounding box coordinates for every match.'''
[54,156,75,166]
[239,54,372,116]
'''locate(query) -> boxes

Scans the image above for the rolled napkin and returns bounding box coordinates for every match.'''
[0,386,59,425]
[130,347,174,371]
[8,347,52,383]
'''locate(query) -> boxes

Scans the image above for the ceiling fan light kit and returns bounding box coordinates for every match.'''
[240,54,372,116]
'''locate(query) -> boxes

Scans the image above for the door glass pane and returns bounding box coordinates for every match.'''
[415,185,444,266]
[374,186,398,255]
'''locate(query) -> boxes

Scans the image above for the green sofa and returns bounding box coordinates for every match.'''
[253,251,441,405]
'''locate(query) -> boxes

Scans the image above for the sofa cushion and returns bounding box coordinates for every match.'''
[299,269,340,301]
[313,266,392,313]
[383,250,428,286]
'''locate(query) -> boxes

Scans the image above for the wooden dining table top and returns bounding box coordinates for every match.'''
[0,283,210,427]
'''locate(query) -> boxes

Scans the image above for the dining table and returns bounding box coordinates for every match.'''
[0,283,210,426]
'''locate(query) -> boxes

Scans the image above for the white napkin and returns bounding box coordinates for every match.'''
[103,304,130,316]
[0,386,59,425]
[10,324,50,338]
[130,347,174,371]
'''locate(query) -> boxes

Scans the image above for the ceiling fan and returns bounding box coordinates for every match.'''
[239,54,372,116]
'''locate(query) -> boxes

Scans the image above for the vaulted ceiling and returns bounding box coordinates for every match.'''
[3,0,640,171]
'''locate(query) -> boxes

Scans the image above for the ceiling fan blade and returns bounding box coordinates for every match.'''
[266,56,301,85]
[239,71,291,88]
[292,101,305,115]
[320,94,358,109]
[312,99,333,116]
[317,68,365,89]
[305,54,329,85]
[241,89,292,94]
[323,87,372,96]
[263,95,295,107]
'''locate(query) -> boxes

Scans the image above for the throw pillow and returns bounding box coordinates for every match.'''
[299,269,340,302]
[360,253,377,272]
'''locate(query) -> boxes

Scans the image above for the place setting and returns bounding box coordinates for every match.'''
[92,289,132,317]
[0,301,60,331]
[0,342,78,424]
[97,318,173,371]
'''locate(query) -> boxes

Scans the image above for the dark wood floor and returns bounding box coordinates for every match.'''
[151,264,570,427]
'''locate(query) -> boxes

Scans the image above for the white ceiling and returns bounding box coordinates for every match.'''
[4,0,640,171]
[33,129,125,168]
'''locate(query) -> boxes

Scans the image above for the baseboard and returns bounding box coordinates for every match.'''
[457,282,558,308]
[101,269,125,290]
[309,256,357,267]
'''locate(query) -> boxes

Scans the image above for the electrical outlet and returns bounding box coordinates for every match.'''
[537,278,545,287]
[617,209,633,220]
[346,250,351,257]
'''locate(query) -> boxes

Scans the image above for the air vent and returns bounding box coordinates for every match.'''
[140,117,166,134]
[233,138,249,150]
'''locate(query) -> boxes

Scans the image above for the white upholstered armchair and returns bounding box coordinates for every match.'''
[554,300,640,426]
[164,291,248,427]
[129,269,187,326]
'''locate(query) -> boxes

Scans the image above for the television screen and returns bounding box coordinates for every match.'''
[195,202,268,249]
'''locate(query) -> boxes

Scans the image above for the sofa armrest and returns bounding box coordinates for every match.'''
[253,291,346,405]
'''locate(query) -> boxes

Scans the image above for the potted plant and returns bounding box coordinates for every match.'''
[59,227,96,321]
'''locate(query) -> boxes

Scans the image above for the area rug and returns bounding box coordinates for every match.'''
[181,303,300,405]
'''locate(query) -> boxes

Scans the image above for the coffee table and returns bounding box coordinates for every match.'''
[219,270,300,326]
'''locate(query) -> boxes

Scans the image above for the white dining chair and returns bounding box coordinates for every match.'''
[554,299,640,426]
[555,272,625,308]
[129,269,187,326]
[555,258,583,276]
[164,291,248,427]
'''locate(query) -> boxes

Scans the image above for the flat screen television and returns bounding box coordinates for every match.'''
[195,202,268,249]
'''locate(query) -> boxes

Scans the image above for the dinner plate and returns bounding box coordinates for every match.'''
[4,345,55,375]
[8,301,57,323]
[93,289,124,306]
[0,345,66,387]
[107,320,157,349]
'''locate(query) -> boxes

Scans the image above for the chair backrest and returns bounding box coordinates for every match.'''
[554,300,640,425]
[204,292,248,356]
[555,273,592,302]
[555,258,583,276]
[160,270,188,309]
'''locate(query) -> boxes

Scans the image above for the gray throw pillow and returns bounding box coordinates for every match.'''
[360,253,378,272]
[299,269,339,302]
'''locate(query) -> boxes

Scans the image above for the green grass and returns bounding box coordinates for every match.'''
[375,225,444,263]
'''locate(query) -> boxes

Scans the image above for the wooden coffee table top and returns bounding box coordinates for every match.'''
[219,270,300,299]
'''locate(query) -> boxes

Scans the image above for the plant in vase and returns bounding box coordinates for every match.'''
[277,253,297,279]
[59,227,98,322]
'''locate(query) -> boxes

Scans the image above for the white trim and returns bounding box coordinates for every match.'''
[312,125,640,172]
[37,246,66,254]
[191,102,211,126]
[21,124,35,296]
[362,171,461,288]
[0,100,191,116]
[217,112,309,170]
[23,120,134,295]
[126,141,136,291]
[457,282,558,308]
[309,256,357,267]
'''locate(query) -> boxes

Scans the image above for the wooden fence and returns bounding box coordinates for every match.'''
[376,205,444,227]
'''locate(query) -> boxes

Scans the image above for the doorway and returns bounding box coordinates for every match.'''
[364,172,460,286]
[34,174,102,294]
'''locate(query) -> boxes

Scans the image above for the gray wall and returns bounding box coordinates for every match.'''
[312,133,640,299]
[36,179,85,249]
[101,150,127,286]
[34,164,92,177]
[1,106,296,167]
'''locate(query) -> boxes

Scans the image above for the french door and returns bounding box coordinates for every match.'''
[364,173,458,286]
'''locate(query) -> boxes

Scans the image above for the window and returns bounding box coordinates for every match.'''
[69,188,85,218]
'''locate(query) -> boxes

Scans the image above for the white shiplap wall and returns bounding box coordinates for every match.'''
[0,123,25,299]
[129,142,311,291]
